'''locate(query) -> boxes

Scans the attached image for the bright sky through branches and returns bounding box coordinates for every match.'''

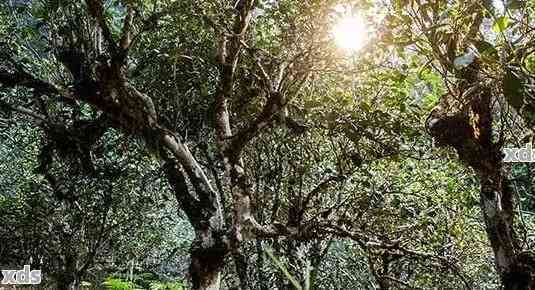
[332,14,368,51]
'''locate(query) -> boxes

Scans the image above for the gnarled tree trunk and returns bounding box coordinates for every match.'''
[427,61,535,289]
[480,173,535,289]
[164,150,227,290]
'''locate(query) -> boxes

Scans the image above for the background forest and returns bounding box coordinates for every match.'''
[1,0,535,289]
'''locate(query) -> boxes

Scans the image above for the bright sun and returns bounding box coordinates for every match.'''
[332,15,368,51]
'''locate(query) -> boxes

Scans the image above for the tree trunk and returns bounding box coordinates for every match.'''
[189,230,227,290]
[426,63,535,288]
[164,152,227,290]
[479,173,535,289]
[56,277,75,290]
[56,253,78,290]
[233,249,250,290]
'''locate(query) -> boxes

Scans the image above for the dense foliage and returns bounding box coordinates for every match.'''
[1,0,535,289]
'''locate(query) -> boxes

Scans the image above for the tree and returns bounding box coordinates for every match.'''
[384,0,535,287]
[1,0,534,289]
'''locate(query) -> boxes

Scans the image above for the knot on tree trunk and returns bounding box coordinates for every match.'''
[426,104,488,170]
[426,87,501,174]
[427,107,474,148]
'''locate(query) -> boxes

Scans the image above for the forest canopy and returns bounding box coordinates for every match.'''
[1,0,535,289]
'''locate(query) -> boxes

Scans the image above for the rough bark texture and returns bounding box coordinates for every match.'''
[1,12,230,289]
[427,61,535,289]
[0,1,312,288]
[164,154,227,290]
[189,232,227,290]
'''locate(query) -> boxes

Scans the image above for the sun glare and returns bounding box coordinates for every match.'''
[332,15,368,52]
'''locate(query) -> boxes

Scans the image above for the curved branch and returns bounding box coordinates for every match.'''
[0,99,48,123]
[0,69,59,96]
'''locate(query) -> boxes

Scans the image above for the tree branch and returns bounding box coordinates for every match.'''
[0,99,48,123]
[86,0,118,54]
[0,69,59,95]
[119,4,135,50]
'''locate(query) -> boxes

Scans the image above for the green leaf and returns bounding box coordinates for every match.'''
[360,101,371,112]
[524,53,535,73]
[474,40,498,60]
[507,0,523,10]
[503,69,524,110]
[492,16,510,33]
[400,102,406,113]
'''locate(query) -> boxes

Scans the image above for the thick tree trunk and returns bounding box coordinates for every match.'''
[55,253,78,290]
[189,230,227,290]
[427,65,535,288]
[479,173,535,289]
[56,277,75,290]
[163,148,227,290]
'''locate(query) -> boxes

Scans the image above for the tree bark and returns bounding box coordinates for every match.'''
[427,61,535,288]
[55,252,78,290]
[188,230,227,290]
[479,173,535,289]
[232,249,250,290]
[163,149,227,290]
